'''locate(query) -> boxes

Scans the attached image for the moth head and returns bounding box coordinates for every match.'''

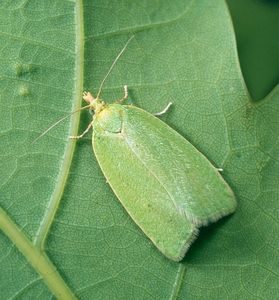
[83,91,106,114]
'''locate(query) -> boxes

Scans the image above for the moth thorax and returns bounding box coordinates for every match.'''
[94,104,124,134]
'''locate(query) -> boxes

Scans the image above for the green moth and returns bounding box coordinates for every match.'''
[73,87,236,261]
[39,37,237,261]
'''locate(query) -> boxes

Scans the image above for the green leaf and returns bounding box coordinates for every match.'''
[227,0,279,100]
[0,0,278,299]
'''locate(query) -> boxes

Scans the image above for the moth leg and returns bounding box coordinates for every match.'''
[154,102,172,116]
[69,122,93,139]
[116,85,128,103]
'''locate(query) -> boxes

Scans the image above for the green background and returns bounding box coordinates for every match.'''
[0,0,278,299]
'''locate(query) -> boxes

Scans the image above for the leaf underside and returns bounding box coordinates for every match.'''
[0,0,278,299]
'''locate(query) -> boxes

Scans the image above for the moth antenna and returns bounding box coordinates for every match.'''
[32,104,91,144]
[32,36,134,144]
[96,35,134,100]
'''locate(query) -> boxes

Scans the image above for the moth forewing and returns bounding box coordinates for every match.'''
[91,104,236,261]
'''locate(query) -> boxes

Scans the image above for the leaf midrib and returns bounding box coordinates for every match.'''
[0,0,84,298]
[34,0,85,250]
[0,207,77,300]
